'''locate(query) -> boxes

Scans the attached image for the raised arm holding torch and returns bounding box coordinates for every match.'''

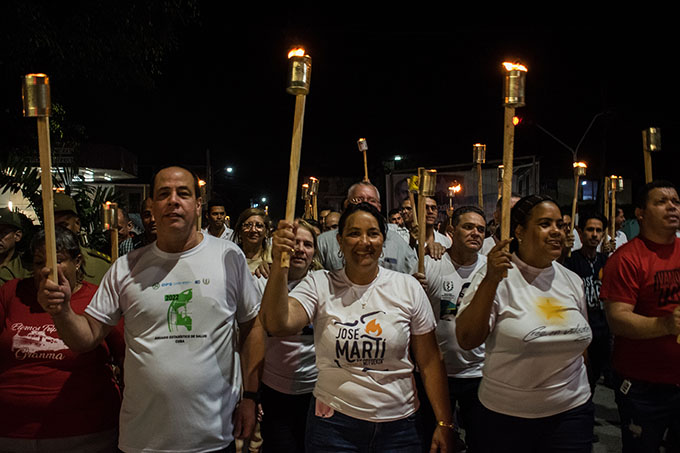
[473,143,486,209]
[282,47,312,267]
[22,73,57,282]
[501,62,527,241]
[417,168,436,273]
[357,138,369,182]
[102,201,119,262]
[642,127,661,184]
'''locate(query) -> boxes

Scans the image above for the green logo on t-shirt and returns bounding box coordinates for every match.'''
[165,289,193,332]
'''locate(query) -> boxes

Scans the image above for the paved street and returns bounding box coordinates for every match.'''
[593,382,622,452]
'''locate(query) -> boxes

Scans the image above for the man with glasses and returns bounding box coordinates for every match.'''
[316,181,418,274]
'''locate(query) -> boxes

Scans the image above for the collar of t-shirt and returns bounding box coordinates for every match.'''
[338,267,384,298]
[638,234,678,253]
[511,253,554,285]
[152,234,207,259]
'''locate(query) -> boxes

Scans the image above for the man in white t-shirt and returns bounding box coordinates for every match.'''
[481,194,520,255]
[37,166,263,453]
[419,205,487,452]
[203,199,234,240]
[317,182,418,273]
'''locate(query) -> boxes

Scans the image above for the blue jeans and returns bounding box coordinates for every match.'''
[305,398,423,453]
[614,373,680,453]
[478,400,594,453]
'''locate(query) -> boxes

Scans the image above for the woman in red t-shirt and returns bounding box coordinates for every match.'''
[0,226,123,452]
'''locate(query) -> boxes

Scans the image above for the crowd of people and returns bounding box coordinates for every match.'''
[0,165,679,453]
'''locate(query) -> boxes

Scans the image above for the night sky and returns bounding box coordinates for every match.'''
[3,7,678,216]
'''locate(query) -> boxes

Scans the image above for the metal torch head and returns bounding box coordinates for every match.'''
[102,202,119,231]
[612,176,624,192]
[473,143,486,164]
[308,177,319,196]
[502,62,527,107]
[286,48,312,95]
[22,73,51,117]
[573,161,587,177]
[357,138,368,152]
[418,168,437,197]
[300,183,310,200]
[642,127,661,153]
[497,165,505,182]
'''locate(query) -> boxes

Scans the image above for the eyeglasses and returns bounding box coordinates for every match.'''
[242,222,265,231]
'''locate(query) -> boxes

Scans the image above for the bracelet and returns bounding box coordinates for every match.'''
[437,420,457,430]
[242,391,260,403]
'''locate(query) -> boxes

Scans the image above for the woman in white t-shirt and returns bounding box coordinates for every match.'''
[456,195,593,453]
[260,202,454,453]
[258,219,321,453]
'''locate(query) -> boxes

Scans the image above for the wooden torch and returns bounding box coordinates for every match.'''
[357,138,370,182]
[473,144,486,209]
[497,165,504,201]
[417,168,436,273]
[22,74,57,282]
[642,127,661,183]
[300,183,311,219]
[603,176,611,243]
[282,47,312,267]
[501,62,527,241]
[568,162,587,257]
[609,176,623,240]
[308,176,319,221]
[102,202,119,262]
[407,175,419,231]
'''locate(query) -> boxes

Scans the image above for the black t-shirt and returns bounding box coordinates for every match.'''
[564,249,609,335]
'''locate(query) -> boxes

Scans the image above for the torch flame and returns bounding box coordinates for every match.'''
[503,62,528,72]
[573,162,587,168]
[449,183,462,195]
[288,48,306,59]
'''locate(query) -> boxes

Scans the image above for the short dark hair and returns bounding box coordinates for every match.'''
[495,192,521,211]
[578,211,608,231]
[150,165,202,199]
[208,199,226,210]
[635,180,677,210]
[338,202,387,239]
[388,208,402,217]
[452,205,486,227]
[31,226,85,282]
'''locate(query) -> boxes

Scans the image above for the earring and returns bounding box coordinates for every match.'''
[337,249,344,259]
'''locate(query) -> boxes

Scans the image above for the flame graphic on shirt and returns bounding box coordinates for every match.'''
[365,319,382,336]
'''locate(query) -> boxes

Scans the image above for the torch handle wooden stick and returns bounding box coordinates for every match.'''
[644,151,653,184]
[111,230,119,262]
[610,188,617,241]
[282,95,307,267]
[603,177,611,242]
[37,117,58,283]
[312,195,318,221]
[477,163,484,209]
[500,106,515,242]
[362,151,369,182]
[417,194,427,274]
[409,191,418,229]
[568,173,580,258]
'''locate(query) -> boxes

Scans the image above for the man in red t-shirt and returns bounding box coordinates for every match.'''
[601,180,680,452]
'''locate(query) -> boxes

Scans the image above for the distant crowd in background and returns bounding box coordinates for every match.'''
[1,166,679,453]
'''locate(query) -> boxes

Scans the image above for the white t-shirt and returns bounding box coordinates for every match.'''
[289,267,436,422]
[86,235,261,453]
[434,230,452,248]
[256,276,318,395]
[458,254,592,418]
[481,236,496,256]
[425,253,487,378]
[201,226,234,241]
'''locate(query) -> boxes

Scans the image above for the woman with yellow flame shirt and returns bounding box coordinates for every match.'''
[456,195,593,453]
[261,202,454,452]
